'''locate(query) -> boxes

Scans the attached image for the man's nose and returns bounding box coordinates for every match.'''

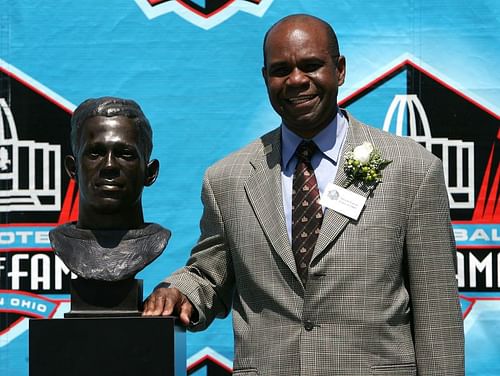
[287,68,308,87]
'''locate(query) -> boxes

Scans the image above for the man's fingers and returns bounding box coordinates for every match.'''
[177,298,193,326]
[142,293,157,315]
[142,287,191,323]
[152,293,170,316]
[160,293,178,316]
[143,287,173,316]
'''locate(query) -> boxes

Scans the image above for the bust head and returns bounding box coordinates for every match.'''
[50,97,170,284]
[65,97,159,230]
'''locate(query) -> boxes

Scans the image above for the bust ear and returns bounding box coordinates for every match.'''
[64,155,77,181]
[144,159,159,187]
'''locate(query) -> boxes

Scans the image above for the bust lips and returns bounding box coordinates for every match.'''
[93,180,126,198]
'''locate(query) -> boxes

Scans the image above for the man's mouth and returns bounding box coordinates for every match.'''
[286,95,317,105]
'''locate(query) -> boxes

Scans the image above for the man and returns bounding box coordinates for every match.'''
[50,97,170,281]
[144,15,464,375]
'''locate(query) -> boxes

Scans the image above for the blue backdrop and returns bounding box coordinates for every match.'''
[0,1,499,374]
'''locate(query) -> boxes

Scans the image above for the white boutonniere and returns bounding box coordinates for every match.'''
[344,142,392,187]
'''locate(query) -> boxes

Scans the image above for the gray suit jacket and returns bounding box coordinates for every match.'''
[166,112,464,376]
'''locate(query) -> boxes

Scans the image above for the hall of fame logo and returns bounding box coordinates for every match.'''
[0,98,61,212]
[135,0,274,29]
[0,59,76,345]
[340,55,500,292]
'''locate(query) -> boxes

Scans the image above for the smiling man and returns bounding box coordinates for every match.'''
[262,17,345,138]
[50,97,170,281]
[144,15,464,375]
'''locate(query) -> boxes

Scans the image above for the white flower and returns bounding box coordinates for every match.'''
[352,141,374,164]
[344,141,392,187]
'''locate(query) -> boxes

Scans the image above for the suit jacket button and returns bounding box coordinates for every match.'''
[304,321,314,331]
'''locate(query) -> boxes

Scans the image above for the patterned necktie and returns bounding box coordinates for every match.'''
[292,141,323,285]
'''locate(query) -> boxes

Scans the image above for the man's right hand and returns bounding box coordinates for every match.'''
[142,285,194,326]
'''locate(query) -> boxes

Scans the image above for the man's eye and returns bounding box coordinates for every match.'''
[269,66,290,77]
[302,62,323,72]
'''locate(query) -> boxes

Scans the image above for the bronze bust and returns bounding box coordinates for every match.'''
[50,97,170,282]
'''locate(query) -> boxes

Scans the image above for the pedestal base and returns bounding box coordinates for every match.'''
[66,278,143,317]
[29,316,185,376]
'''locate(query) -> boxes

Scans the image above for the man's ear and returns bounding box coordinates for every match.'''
[336,55,346,86]
[144,159,159,187]
[64,155,77,181]
[262,66,269,88]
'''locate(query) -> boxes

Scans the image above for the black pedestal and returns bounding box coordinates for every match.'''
[66,278,144,317]
[29,316,186,376]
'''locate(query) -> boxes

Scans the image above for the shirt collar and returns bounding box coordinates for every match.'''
[281,109,348,170]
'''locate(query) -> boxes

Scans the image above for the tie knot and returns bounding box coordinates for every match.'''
[296,141,317,162]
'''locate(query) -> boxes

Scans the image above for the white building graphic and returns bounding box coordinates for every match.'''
[0,98,61,212]
[383,94,475,209]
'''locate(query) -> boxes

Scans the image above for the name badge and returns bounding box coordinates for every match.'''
[319,183,367,220]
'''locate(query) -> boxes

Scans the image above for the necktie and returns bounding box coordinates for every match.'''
[292,141,323,285]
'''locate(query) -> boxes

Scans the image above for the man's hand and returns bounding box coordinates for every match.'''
[142,286,193,326]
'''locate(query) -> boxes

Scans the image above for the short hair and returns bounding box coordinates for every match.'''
[262,14,340,67]
[70,97,153,160]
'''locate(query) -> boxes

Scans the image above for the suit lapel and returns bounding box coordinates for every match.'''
[313,113,377,260]
[243,116,380,277]
[244,129,299,278]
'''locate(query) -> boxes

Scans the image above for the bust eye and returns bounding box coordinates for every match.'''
[118,149,138,161]
[85,147,102,159]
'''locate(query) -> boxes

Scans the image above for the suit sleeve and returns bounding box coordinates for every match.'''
[164,171,235,331]
[405,157,465,375]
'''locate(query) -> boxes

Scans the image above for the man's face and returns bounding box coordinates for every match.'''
[71,116,149,215]
[262,20,346,138]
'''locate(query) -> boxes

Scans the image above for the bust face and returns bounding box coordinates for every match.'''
[74,115,149,216]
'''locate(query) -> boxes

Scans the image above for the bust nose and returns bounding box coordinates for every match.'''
[100,151,120,177]
[104,151,117,167]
